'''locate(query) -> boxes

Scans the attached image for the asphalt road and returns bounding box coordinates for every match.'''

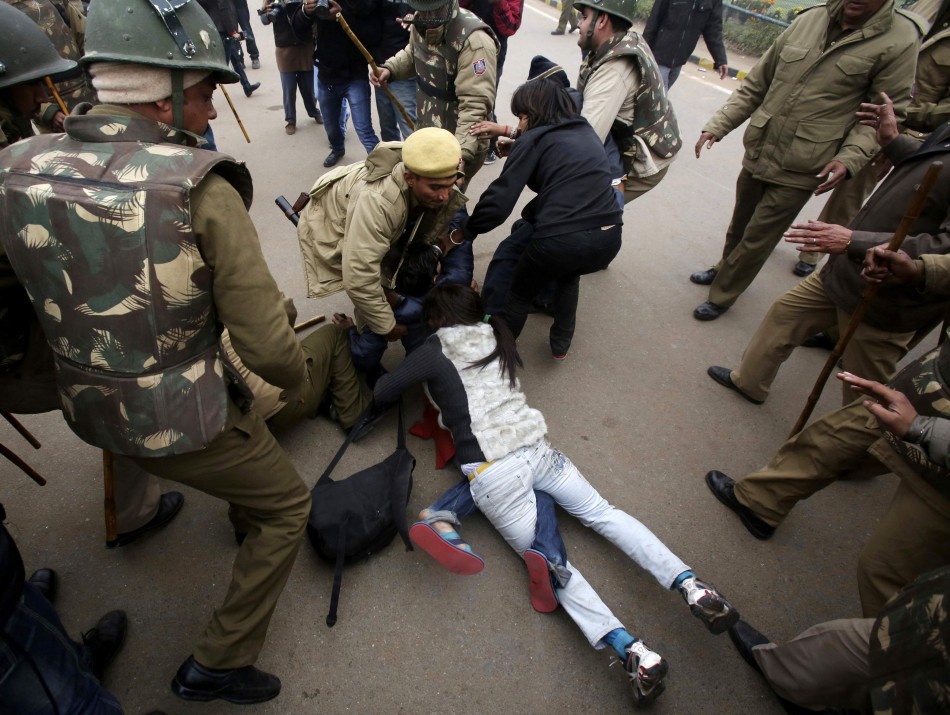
[4,4,910,713]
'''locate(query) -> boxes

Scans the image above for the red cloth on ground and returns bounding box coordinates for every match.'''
[409,396,456,469]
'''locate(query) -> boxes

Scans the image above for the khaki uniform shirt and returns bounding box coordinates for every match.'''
[703,0,920,189]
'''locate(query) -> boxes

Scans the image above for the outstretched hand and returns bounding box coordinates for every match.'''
[837,371,917,437]
[856,92,899,148]
[813,160,847,195]
[784,220,852,254]
[695,131,718,158]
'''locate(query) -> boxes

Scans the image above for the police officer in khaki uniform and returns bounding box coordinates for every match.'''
[296,127,467,341]
[796,0,950,276]
[372,0,497,183]
[690,0,921,321]
[0,0,310,703]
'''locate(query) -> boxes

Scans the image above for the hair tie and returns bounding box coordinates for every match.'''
[483,314,491,323]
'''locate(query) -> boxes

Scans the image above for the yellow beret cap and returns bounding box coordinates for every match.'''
[402,127,462,178]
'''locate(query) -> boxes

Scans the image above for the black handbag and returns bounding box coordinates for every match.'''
[306,400,414,626]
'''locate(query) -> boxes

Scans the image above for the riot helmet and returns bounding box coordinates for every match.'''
[573,0,637,25]
[0,3,79,91]
[82,0,237,131]
[405,0,457,28]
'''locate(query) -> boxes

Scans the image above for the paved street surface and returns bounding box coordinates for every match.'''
[4,4,913,713]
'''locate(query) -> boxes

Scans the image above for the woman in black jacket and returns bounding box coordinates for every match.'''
[463,79,623,359]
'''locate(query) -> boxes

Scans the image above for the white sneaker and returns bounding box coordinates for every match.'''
[679,576,739,634]
[622,640,668,706]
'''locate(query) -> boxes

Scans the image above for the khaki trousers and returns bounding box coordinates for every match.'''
[134,401,311,669]
[268,324,371,433]
[622,166,669,205]
[734,401,950,616]
[555,0,577,32]
[114,325,368,532]
[730,271,916,404]
[113,456,161,532]
[856,479,950,617]
[708,169,814,308]
[733,399,877,528]
[753,618,873,709]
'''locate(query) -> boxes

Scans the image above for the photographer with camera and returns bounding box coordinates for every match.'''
[292,0,381,167]
[260,0,324,134]
[199,0,261,97]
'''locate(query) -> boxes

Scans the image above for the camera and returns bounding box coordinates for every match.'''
[257,0,285,20]
[312,0,331,20]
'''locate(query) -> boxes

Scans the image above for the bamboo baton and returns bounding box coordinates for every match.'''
[789,160,944,437]
[44,76,69,116]
[294,314,326,332]
[220,84,252,143]
[335,13,415,132]
[0,443,46,486]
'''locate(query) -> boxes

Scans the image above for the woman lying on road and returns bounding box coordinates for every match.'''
[372,284,739,706]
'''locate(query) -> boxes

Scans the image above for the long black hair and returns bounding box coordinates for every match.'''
[510,78,577,131]
[423,284,523,386]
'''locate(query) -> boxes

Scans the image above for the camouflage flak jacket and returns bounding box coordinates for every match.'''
[885,337,950,500]
[870,565,950,714]
[412,8,492,136]
[0,109,252,458]
[578,29,682,174]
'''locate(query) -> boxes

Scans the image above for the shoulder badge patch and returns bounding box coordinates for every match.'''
[472,58,487,75]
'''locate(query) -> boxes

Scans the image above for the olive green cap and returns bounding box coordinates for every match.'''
[573,0,638,25]
[82,0,238,84]
[0,3,79,91]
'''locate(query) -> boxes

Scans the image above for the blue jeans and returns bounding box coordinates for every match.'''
[658,64,682,90]
[374,79,417,142]
[429,478,568,569]
[0,583,123,714]
[221,33,252,92]
[281,70,319,124]
[234,2,260,60]
[317,78,379,154]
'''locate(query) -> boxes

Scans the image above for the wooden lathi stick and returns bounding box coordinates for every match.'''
[789,160,944,437]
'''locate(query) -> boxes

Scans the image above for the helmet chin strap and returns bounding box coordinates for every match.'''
[171,68,185,131]
[581,10,599,53]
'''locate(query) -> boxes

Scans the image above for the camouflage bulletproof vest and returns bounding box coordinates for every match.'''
[883,337,950,498]
[412,9,493,134]
[869,566,950,715]
[0,111,252,457]
[578,30,682,173]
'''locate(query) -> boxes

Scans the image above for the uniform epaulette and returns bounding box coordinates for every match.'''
[794,3,827,18]
[895,8,930,35]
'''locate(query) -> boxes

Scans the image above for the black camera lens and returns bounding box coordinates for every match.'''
[313,0,331,19]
